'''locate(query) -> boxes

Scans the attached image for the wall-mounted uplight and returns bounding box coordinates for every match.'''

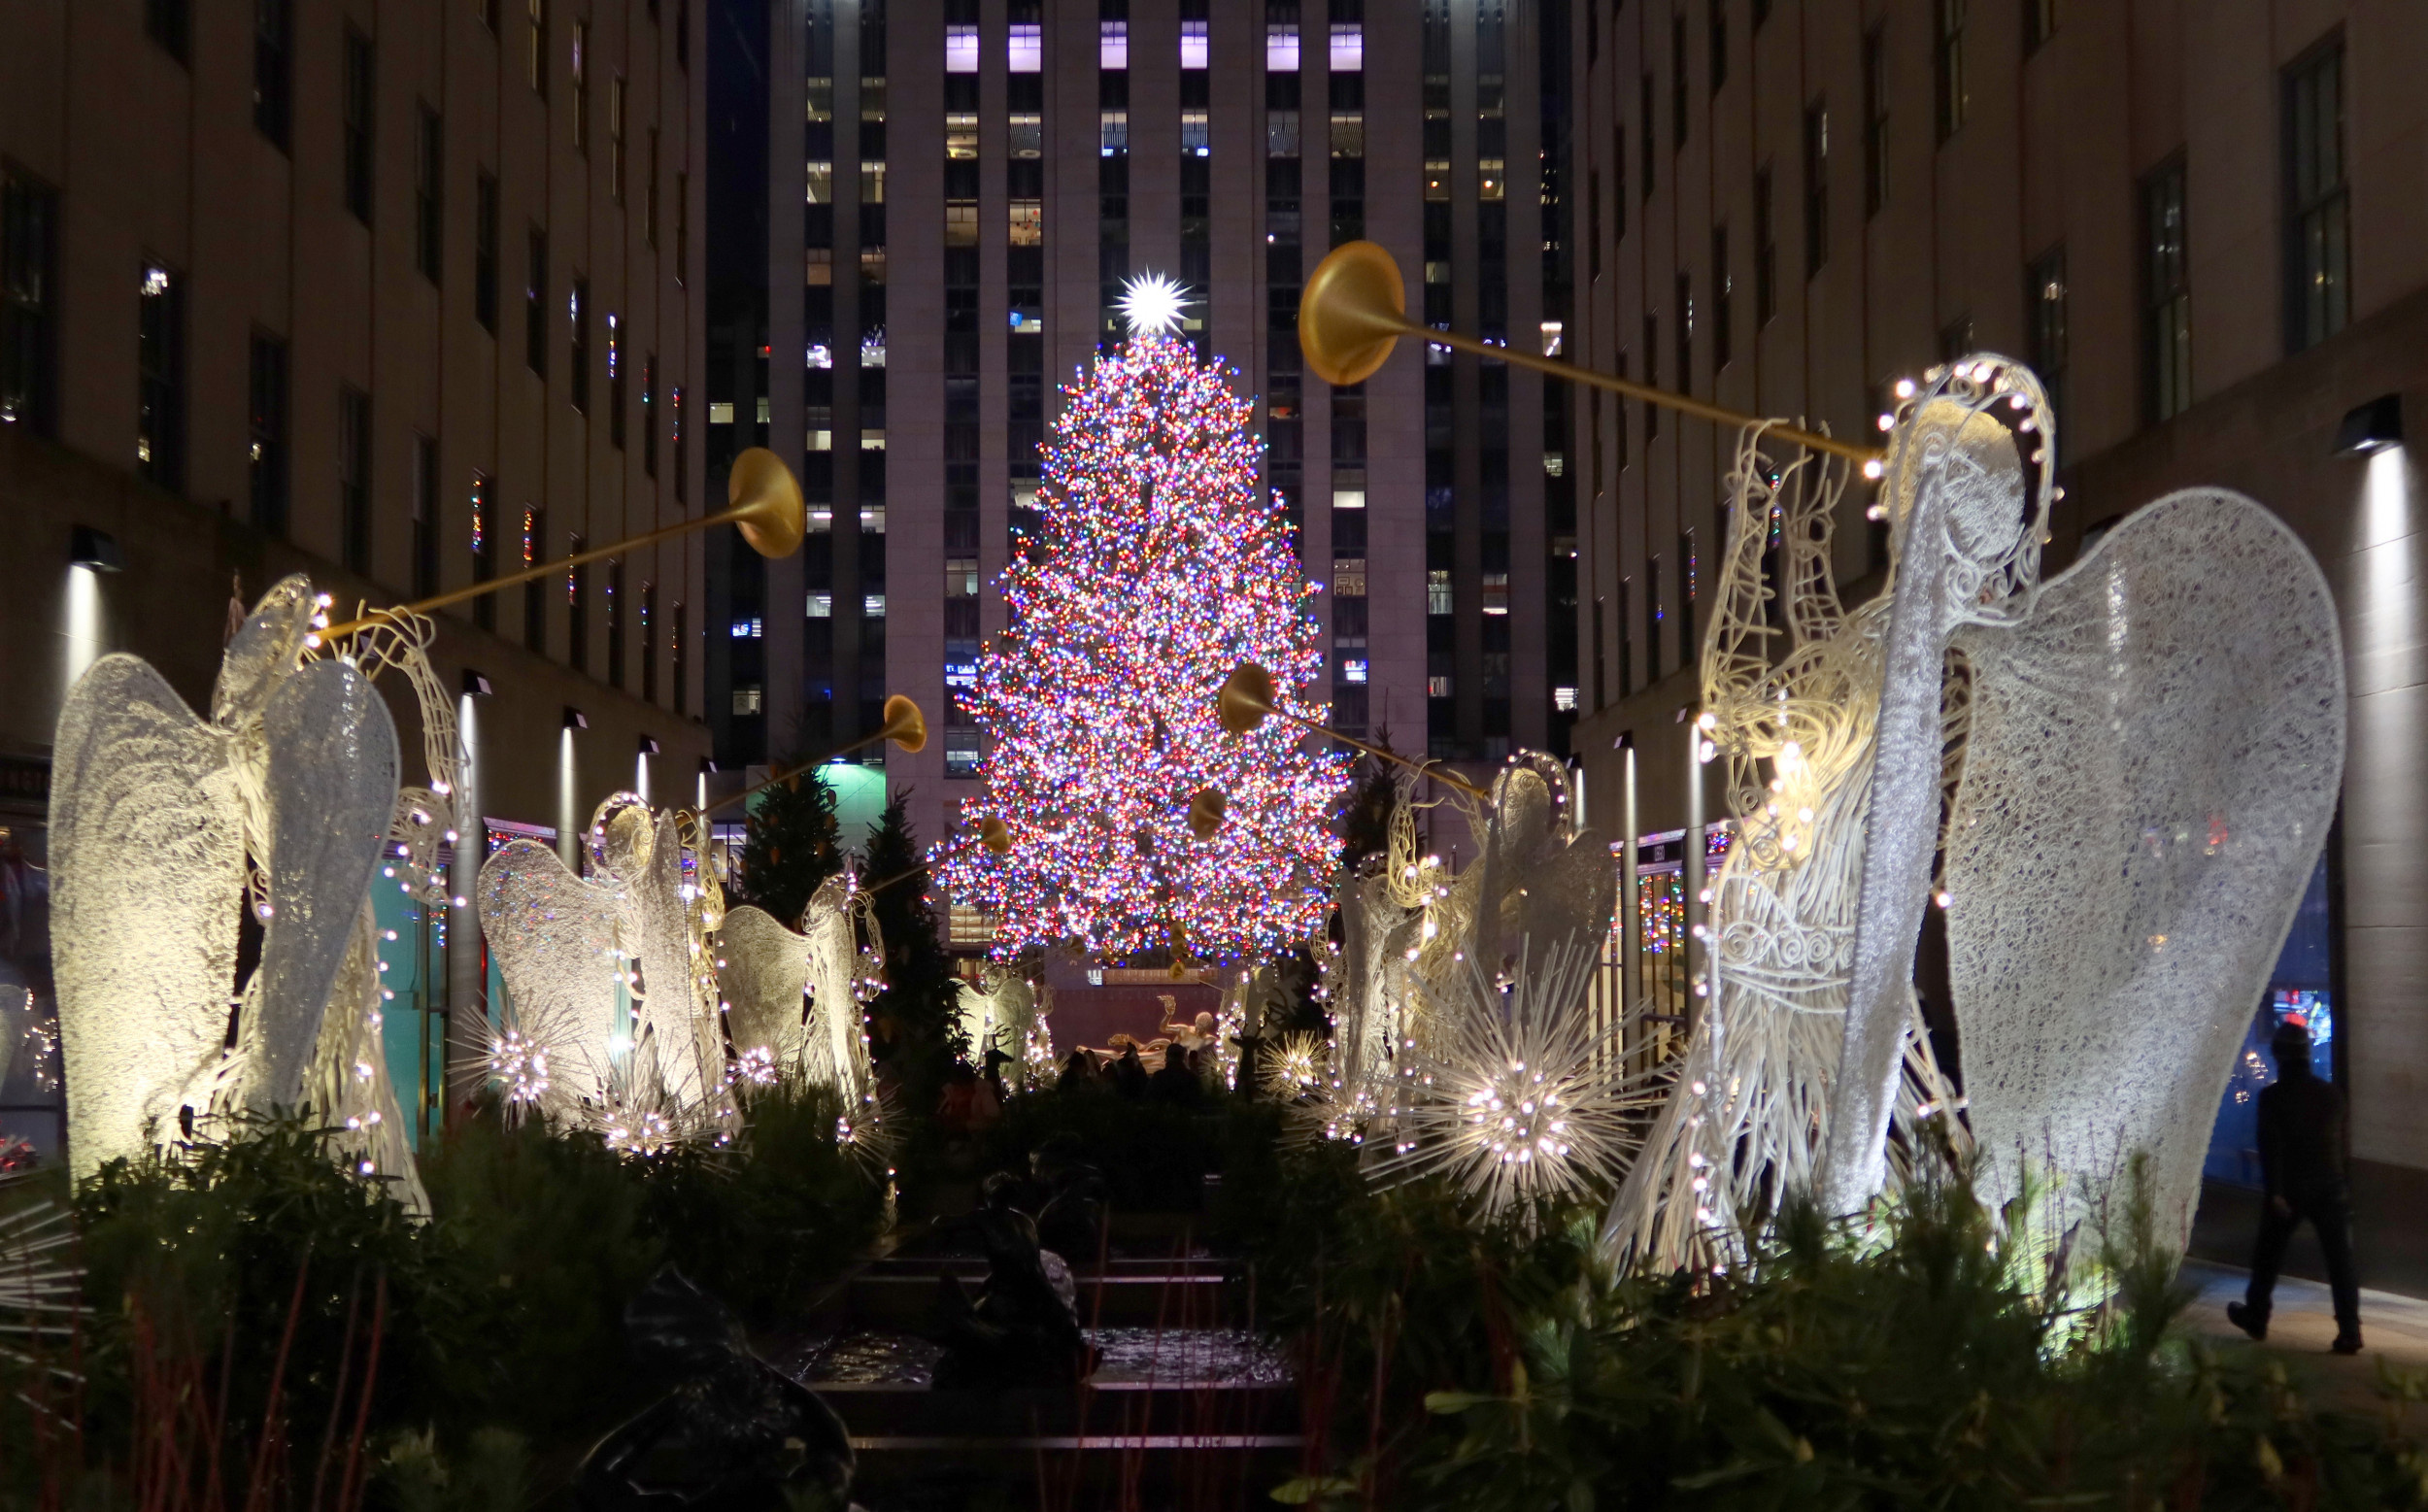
[564,706,589,730]
[637,734,660,756]
[69,524,124,571]
[461,668,493,697]
[2334,394,2403,457]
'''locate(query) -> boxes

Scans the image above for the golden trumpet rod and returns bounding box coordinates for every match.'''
[319,504,760,640]
[859,834,992,899]
[1264,704,1490,799]
[1420,324,1883,466]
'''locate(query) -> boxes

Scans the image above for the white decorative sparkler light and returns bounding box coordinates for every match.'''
[1118,272,1191,336]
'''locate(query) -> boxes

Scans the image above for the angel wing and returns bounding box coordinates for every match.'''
[721,904,813,1074]
[1942,489,2344,1244]
[237,660,401,1113]
[50,656,244,1178]
[629,809,723,1105]
[478,838,624,1113]
[801,878,877,1114]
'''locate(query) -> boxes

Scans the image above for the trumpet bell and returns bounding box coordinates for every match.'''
[880,693,928,754]
[728,447,807,558]
[1187,787,1227,840]
[979,814,1012,855]
[1299,241,1409,388]
[1218,662,1276,736]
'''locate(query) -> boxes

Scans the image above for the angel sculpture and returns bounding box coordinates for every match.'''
[956,966,1042,1092]
[51,576,448,1207]
[1604,354,2344,1271]
[1364,758,1659,1223]
[479,793,730,1134]
[799,875,887,1142]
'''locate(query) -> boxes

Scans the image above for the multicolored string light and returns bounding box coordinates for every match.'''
[939,333,1347,963]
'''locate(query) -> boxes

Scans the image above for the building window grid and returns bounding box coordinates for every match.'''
[1,173,59,436]
[1803,103,1829,279]
[343,28,375,223]
[475,172,499,330]
[610,78,627,201]
[1711,225,1731,370]
[412,433,439,599]
[1863,25,1888,218]
[137,262,185,491]
[2285,41,2348,353]
[2142,159,2192,422]
[254,0,293,148]
[525,227,549,375]
[571,21,590,153]
[528,0,549,96]
[1753,164,1776,324]
[1935,0,1967,143]
[470,474,496,630]
[248,331,287,533]
[569,276,590,412]
[523,505,548,653]
[415,106,444,282]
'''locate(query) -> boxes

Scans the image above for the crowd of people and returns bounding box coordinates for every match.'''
[1052,1010,1221,1105]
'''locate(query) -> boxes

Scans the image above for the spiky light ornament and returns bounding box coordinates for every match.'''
[1260,1030,1331,1100]
[1369,935,1663,1226]
[938,312,1346,963]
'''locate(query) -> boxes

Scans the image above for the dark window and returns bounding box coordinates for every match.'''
[1939,314,1974,362]
[248,332,287,532]
[412,433,439,598]
[608,312,625,447]
[1613,349,1629,466]
[254,0,292,148]
[673,600,688,712]
[474,172,498,330]
[1612,122,1626,236]
[1615,579,1632,695]
[672,386,686,500]
[646,129,660,247]
[415,106,443,282]
[610,79,627,202]
[344,28,375,223]
[528,0,548,96]
[471,473,496,631]
[1712,224,1732,369]
[1,173,59,436]
[1710,0,1727,95]
[2285,38,2348,352]
[1639,75,1654,198]
[675,171,689,284]
[1753,164,1776,323]
[607,557,625,688]
[1752,0,1771,28]
[1675,271,1693,393]
[1803,101,1829,278]
[1935,0,1967,143]
[1641,315,1659,441]
[569,275,590,411]
[523,505,548,653]
[525,226,548,375]
[677,0,690,69]
[641,580,658,703]
[1671,15,1689,150]
[1863,25,1888,218]
[567,534,588,674]
[643,354,658,474]
[479,0,498,32]
[2142,158,2191,422]
[2028,243,2068,439]
[571,20,590,153]
[339,386,372,573]
[1678,529,1697,666]
[2024,0,2055,54]
[1646,554,1664,675]
[146,0,190,63]
[1587,172,1601,280]
[137,263,185,491]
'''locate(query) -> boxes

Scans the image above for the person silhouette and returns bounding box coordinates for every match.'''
[2227,1018,2362,1355]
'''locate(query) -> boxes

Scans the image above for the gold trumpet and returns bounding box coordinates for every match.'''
[860,813,1012,898]
[1299,241,1885,467]
[701,693,929,818]
[1217,661,1489,799]
[317,446,810,641]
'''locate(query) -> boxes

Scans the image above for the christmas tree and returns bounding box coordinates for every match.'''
[940,288,1347,963]
[734,758,841,928]
[861,791,967,1108]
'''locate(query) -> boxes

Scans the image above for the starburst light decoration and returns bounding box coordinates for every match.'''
[938,331,1347,963]
[1117,272,1191,336]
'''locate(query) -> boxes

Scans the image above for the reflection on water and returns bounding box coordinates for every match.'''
[793,1327,1289,1389]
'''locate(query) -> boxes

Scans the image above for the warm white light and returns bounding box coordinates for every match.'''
[1118,272,1191,336]
[63,564,105,701]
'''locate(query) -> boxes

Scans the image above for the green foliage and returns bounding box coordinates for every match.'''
[1233,1146,2428,1511]
[861,790,968,1108]
[736,759,842,927]
[1336,748,1400,873]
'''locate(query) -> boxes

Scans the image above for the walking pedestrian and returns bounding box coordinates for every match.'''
[2227,1018,2362,1354]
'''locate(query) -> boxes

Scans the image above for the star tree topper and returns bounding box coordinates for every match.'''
[939,304,1346,963]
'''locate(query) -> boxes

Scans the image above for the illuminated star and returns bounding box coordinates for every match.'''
[1118,273,1192,336]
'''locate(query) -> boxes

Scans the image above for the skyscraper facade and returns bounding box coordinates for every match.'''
[711,0,1577,865]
